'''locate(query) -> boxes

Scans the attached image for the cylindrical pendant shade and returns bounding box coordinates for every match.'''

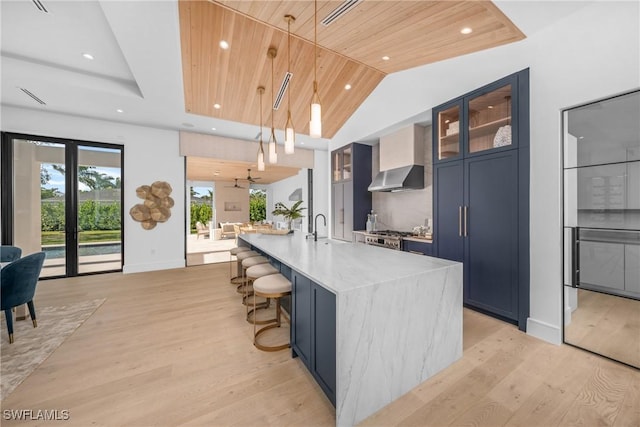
[257,150,265,171]
[285,126,295,154]
[268,129,278,164]
[310,102,322,138]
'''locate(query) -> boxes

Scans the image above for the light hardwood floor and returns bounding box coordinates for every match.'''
[1,263,638,426]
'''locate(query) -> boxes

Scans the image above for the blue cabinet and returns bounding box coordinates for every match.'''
[291,270,336,406]
[433,69,529,330]
[403,239,434,256]
[312,284,336,403]
[464,151,519,320]
[291,271,312,367]
[434,161,464,262]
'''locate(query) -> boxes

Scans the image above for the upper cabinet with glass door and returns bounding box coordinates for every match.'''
[468,83,513,154]
[436,100,463,161]
[433,70,527,163]
[332,145,352,182]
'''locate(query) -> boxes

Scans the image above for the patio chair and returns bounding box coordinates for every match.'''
[196,221,210,239]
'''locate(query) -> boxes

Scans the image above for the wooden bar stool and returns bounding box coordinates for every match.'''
[232,250,260,286]
[229,246,250,283]
[252,274,291,352]
[239,256,269,297]
[245,263,279,324]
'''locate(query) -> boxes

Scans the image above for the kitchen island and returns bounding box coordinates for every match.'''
[239,232,462,426]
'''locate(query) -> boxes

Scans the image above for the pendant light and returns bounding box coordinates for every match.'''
[267,47,278,164]
[284,14,296,154]
[257,86,266,171]
[309,0,322,138]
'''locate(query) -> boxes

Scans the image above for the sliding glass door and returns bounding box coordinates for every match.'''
[1,133,123,278]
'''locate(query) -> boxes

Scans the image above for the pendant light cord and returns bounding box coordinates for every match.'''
[288,18,291,113]
[314,0,317,84]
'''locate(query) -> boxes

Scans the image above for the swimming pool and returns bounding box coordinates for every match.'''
[42,243,121,259]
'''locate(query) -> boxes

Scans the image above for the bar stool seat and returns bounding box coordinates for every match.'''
[245,263,279,324]
[238,256,269,295]
[229,246,252,283]
[246,263,279,278]
[230,246,250,256]
[231,250,260,284]
[253,274,291,352]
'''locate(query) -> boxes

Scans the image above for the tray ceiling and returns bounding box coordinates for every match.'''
[168,1,524,139]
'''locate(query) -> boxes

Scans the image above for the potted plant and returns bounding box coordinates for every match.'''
[272,200,305,230]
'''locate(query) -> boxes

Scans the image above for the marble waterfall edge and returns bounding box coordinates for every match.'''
[336,264,463,427]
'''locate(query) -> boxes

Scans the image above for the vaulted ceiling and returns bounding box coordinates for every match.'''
[179,0,525,139]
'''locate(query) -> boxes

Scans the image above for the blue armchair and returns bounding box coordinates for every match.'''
[0,245,22,263]
[1,252,46,343]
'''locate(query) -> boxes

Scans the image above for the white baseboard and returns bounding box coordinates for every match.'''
[527,317,562,345]
[123,259,185,274]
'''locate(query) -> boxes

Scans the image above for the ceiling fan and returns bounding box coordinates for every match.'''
[226,179,246,189]
[245,169,262,183]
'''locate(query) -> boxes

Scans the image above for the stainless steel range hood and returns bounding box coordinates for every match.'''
[368,165,424,192]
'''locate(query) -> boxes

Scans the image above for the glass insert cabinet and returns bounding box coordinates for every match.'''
[332,145,352,182]
[435,76,519,162]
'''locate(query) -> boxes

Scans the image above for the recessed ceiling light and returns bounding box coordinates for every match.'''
[116,108,123,113]
[211,127,217,131]
[578,136,585,139]
[460,27,473,35]
[345,84,352,90]
[82,53,94,60]
[213,103,221,109]
[219,40,229,50]
[300,142,305,145]
[382,56,390,61]
[488,105,494,109]
[445,119,450,124]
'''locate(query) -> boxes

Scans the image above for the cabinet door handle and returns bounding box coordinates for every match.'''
[340,209,344,224]
[464,206,468,237]
[458,206,463,237]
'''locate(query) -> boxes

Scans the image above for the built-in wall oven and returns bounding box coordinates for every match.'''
[563,89,640,369]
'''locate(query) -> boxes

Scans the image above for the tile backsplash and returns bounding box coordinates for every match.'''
[372,125,432,232]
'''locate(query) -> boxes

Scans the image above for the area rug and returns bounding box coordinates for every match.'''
[0,298,106,400]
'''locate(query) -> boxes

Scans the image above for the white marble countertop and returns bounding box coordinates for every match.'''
[239,232,456,294]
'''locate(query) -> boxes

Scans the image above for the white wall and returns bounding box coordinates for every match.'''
[266,169,309,232]
[328,1,640,345]
[523,1,639,344]
[213,181,249,225]
[1,106,186,274]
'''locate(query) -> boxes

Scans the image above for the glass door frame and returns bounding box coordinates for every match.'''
[561,90,640,369]
[1,132,124,279]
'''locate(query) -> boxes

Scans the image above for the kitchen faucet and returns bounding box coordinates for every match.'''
[313,214,327,242]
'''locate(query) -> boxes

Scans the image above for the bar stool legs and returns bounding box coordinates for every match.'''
[252,274,291,352]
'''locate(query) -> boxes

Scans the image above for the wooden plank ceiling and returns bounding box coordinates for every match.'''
[179,0,524,139]
[187,157,300,184]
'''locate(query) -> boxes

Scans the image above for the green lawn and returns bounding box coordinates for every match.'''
[42,230,121,246]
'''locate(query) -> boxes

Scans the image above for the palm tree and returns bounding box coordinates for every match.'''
[272,200,305,230]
